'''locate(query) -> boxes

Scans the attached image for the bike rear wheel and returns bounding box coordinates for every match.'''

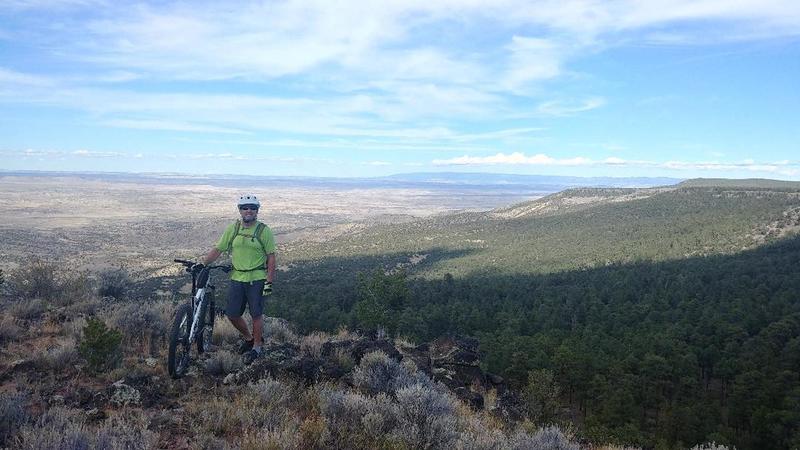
[196,291,215,354]
[167,303,192,379]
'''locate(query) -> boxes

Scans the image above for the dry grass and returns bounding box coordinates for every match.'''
[212,317,242,345]
[8,299,45,321]
[0,315,21,343]
[32,338,79,371]
[300,331,329,358]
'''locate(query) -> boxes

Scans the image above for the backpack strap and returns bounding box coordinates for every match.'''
[226,220,241,254]
[253,222,268,255]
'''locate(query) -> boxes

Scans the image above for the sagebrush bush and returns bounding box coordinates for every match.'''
[62,317,87,341]
[690,444,731,450]
[78,317,123,373]
[17,407,157,450]
[0,316,21,343]
[109,302,167,354]
[188,393,289,436]
[319,388,399,449]
[301,331,329,358]
[33,338,79,371]
[212,317,241,346]
[508,426,579,450]
[8,260,59,301]
[352,350,430,396]
[204,350,243,375]
[16,407,93,450]
[8,260,92,306]
[392,382,460,449]
[96,268,132,300]
[94,412,158,450]
[9,299,45,320]
[456,416,508,450]
[264,317,298,343]
[0,392,27,446]
[247,377,294,408]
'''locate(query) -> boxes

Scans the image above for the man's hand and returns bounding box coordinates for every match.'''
[262,282,273,296]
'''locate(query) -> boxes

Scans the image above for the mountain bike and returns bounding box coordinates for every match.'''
[167,259,231,379]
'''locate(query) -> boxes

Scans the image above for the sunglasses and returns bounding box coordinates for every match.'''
[239,205,259,211]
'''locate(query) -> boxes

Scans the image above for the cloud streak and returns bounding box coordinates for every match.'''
[433,152,800,176]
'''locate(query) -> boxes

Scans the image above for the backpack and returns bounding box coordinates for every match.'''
[227,220,269,272]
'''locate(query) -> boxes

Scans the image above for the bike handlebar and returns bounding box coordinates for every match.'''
[173,259,231,272]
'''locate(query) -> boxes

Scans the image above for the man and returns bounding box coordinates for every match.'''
[198,194,276,364]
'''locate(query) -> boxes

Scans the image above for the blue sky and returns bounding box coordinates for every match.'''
[1,0,798,179]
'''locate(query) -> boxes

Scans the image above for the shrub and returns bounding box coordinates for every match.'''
[319,388,398,448]
[212,317,241,346]
[301,331,330,358]
[188,391,292,437]
[508,426,579,450]
[95,412,158,450]
[8,260,91,305]
[62,317,87,341]
[16,407,93,450]
[690,444,731,450]
[9,299,45,320]
[78,317,123,374]
[0,316,21,343]
[96,268,132,300]
[17,407,157,450]
[352,350,429,396]
[33,338,79,371]
[8,260,59,301]
[109,302,167,354]
[204,350,243,376]
[392,383,460,449]
[0,392,27,446]
[264,317,298,343]
[247,377,293,407]
[455,417,508,450]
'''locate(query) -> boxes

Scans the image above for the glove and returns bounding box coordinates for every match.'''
[262,282,273,296]
[189,262,205,273]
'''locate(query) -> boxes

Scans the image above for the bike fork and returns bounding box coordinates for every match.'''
[188,288,206,343]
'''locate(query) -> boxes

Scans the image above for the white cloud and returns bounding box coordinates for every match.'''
[433,152,593,166]
[535,97,606,116]
[433,151,800,176]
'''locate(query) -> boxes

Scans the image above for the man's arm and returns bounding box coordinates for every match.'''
[203,248,222,265]
[266,253,275,283]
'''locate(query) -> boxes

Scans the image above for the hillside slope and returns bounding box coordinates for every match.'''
[282,183,800,277]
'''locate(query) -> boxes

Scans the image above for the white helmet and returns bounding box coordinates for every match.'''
[237,194,261,207]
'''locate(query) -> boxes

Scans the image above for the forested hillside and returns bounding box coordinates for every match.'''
[268,183,800,449]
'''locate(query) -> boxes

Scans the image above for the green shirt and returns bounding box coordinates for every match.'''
[215,221,276,282]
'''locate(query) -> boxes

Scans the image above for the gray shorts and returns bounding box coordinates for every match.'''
[226,280,265,319]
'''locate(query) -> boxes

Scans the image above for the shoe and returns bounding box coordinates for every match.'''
[238,339,254,355]
[243,348,261,364]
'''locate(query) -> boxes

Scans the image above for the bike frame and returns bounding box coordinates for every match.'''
[168,259,230,378]
[187,283,209,345]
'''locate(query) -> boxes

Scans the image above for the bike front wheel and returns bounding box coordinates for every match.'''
[196,291,215,354]
[167,303,192,379]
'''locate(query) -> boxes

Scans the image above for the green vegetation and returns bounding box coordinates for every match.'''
[78,317,123,374]
[269,184,800,449]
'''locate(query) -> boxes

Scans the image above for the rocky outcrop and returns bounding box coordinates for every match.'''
[226,333,525,422]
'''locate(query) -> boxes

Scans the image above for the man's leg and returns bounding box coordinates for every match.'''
[228,316,252,341]
[252,315,263,349]
[226,280,254,350]
[246,280,265,352]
